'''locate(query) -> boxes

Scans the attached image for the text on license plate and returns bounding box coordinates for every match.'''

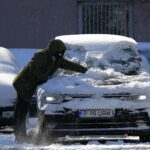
[79,109,114,118]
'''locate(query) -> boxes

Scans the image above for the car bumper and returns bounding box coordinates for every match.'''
[0,106,14,127]
[43,108,150,137]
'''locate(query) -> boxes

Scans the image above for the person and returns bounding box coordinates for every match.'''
[13,39,88,143]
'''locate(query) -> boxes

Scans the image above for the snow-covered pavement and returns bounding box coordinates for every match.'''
[1,133,150,150]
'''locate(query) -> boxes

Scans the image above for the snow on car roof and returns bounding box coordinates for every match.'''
[0,47,18,106]
[56,34,137,52]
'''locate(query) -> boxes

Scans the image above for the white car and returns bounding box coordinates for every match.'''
[0,47,19,127]
[35,34,150,143]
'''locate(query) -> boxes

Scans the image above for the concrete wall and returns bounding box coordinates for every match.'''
[134,0,150,42]
[0,0,150,48]
[0,0,77,48]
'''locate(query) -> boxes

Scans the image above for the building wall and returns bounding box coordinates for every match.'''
[0,0,150,48]
[134,0,150,42]
[0,0,77,48]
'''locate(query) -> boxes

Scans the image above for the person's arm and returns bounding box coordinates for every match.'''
[28,52,48,83]
[58,58,88,73]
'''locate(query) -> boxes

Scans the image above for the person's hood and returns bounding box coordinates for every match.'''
[48,39,66,56]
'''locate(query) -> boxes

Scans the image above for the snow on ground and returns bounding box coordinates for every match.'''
[1,133,150,150]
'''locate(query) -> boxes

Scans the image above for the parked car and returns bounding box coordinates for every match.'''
[0,47,19,127]
[0,47,37,128]
[34,34,150,143]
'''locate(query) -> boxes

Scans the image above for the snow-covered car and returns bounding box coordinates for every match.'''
[35,34,150,143]
[0,47,38,128]
[0,47,19,127]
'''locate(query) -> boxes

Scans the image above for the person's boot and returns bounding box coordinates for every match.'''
[14,96,29,143]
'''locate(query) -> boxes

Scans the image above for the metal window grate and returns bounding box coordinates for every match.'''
[78,0,133,37]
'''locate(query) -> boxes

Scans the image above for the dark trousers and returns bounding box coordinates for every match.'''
[14,95,30,139]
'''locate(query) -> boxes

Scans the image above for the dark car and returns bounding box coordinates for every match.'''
[34,34,150,143]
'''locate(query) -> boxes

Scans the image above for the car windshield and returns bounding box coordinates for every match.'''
[58,45,142,76]
[85,48,142,75]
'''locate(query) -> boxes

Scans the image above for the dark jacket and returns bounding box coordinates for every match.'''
[13,48,87,99]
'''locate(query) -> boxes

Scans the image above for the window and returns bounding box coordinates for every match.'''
[78,0,133,36]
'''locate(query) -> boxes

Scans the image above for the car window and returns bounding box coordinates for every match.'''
[57,47,142,76]
[86,48,142,75]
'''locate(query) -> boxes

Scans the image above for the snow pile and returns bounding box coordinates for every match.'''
[85,68,122,80]
[0,47,19,106]
[56,34,137,52]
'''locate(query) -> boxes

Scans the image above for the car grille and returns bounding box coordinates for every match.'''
[44,109,150,137]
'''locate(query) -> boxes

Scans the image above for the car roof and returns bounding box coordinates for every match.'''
[55,34,137,52]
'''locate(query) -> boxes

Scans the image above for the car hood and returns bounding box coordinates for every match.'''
[39,68,150,99]
[37,69,150,115]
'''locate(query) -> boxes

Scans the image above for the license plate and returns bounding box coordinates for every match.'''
[79,109,114,118]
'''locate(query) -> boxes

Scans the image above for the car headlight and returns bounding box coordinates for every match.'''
[138,95,147,101]
[45,95,64,104]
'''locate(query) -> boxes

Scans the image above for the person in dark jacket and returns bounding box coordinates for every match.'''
[13,39,87,143]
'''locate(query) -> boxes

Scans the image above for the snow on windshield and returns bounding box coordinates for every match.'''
[62,47,142,75]
[56,34,145,75]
